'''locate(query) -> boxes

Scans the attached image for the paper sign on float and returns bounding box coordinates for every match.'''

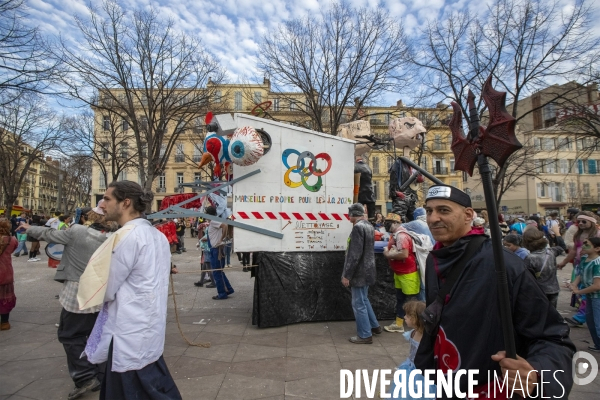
[231,114,355,252]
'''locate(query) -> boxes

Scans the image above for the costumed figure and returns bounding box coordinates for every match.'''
[388,117,426,222]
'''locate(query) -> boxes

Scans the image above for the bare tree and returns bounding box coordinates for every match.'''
[414,0,600,203]
[259,1,413,135]
[55,1,225,209]
[0,90,63,216]
[0,0,57,104]
[62,111,137,185]
[60,155,92,212]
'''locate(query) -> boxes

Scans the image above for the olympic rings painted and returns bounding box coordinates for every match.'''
[296,151,317,178]
[308,153,332,176]
[282,149,305,173]
[284,166,303,188]
[281,148,332,192]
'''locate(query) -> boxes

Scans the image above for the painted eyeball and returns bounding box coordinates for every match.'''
[228,126,264,166]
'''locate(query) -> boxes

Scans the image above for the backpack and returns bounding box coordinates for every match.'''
[392,229,433,286]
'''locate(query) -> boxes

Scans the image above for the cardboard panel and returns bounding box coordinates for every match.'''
[232,114,354,252]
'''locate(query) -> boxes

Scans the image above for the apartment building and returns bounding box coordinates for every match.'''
[466,82,600,216]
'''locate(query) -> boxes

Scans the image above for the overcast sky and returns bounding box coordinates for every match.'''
[23,0,600,111]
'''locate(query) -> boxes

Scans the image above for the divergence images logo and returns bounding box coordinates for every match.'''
[572,351,599,386]
[282,149,332,192]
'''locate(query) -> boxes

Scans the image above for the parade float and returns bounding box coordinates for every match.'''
[149,110,437,327]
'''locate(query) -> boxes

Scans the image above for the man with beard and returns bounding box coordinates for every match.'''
[22,203,115,399]
[415,185,574,398]
[82,181,181,400]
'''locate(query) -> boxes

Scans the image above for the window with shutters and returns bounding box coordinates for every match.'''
[387,156,394,171]
[542,138,555,151]
[568,182,576,198]
[536,183,546,197]
[214,91,222,103]
[99,173,106,189]
[578,159,586,174]
[175,143,184,162]
[158,174,165,188]
[120,143,128,159]
[253,92,262,104]
[177,172,184,184]
[122,118,129,131]
[140,116,148,131]
[101,142,109,159]
[119,170,127,181]
[589,160,597,174]
[583,183,590,197]
[373,181,379,200]
[273,98,280,111]
[372,157,379,174]
[193,146,201,163]
[103,116,110,130]
[234,91,242,110]
[559,159,568,174]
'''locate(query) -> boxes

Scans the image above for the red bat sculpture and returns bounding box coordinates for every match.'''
[450,76,522,176]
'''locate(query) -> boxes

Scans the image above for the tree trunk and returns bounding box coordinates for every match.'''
[144,172,155,214]
[5,195,17,217]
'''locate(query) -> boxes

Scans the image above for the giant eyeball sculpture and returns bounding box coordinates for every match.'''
[228,126,264,166]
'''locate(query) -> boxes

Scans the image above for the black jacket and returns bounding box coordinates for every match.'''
[354,161,375,203]
[415,235,575,399]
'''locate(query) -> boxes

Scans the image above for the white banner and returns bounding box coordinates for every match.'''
[232,114,355,252]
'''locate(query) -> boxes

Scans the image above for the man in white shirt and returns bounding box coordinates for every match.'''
[45,211,62,229]
[86,181,181,400]
[205,205,234,300]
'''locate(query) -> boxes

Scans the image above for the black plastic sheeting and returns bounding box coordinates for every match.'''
[252,252,396,328]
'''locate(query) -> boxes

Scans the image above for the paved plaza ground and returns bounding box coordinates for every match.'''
[1,242,599,399]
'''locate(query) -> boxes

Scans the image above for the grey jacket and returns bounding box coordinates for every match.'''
[524,247,564,295]
[27,225,109,283]
[342,219,376,287]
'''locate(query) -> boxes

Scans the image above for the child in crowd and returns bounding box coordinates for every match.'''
[523,229,564,308]
[389,300,435,399]
[503,234,530,260]
[11,225,28,257]
[569,236,600,352]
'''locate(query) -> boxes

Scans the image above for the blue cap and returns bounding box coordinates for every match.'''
[413,207,426,219]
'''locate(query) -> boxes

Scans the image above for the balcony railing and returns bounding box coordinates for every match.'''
[433,167,448,175]
[156,187,166,193]
[174,155,185,163]
[431,143,447,151]
[174,187,184,193]
[192,155,201,163]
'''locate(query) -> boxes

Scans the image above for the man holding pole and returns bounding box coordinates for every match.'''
[414,185,575,398]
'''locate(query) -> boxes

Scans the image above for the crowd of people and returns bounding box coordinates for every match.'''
[1,182,182,400]
[2,181,600,398]
[341,186,600,398]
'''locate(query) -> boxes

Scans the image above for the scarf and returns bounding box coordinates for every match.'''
[77,224,135,310]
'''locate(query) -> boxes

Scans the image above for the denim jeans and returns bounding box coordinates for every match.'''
[585,297,600,349]
[224,243,231,265]
[351,286,379,339]
[12,240,28,256]
[209,247,233,299]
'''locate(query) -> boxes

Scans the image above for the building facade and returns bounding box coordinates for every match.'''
[90,82,463,213]
[465,82,600,216]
